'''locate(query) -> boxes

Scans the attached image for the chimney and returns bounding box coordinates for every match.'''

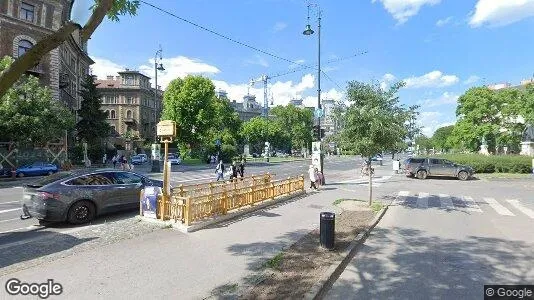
[107,75,113,80]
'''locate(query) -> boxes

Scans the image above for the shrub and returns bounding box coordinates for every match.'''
[435,154,533,174]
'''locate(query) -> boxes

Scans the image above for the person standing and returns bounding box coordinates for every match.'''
[238,159,245,180]
[230,161,238,182]
[309,165,318,190]
[112,154,117,168]
[215,160,225,181]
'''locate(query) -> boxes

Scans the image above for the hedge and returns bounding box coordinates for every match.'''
[435,154,533,174]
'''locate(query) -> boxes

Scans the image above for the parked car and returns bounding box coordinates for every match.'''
[130,155,144,165]
[404,157,474,181]
[16,162,58,178]
[138,154,148,163]
[370,154,383,161]
[167,154,182,165]
[252,153,260,158]
[21,169,164,224]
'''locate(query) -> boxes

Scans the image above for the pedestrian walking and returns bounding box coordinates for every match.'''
[309,165,318,190]
[102,153,107,165]
[230,161,238,181]
[238,159,245,180]
[215,160,225,181]
[112,155,117,168]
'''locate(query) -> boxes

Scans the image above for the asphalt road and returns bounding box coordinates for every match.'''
[0,156,360,241]
[326,169,534,299]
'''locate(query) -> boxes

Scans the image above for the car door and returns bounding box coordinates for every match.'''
[429,159,444,176]
[441,160,458,177]
[111,171,144,209]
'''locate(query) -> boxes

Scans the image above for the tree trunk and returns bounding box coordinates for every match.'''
[368,161,373,206]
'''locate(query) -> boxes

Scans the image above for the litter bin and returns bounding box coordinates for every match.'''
[320,212,335,250]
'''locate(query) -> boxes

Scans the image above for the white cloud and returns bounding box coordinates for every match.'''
[138,56,220,89]
[90,57,126,79]
[469,0,534,27]
[244,55,269,68]
[417,92,459,108]
[404,70,459,88]
[463,75,481,85]
[380,73,397,90]
[436,16,453,26]
[371,0,441,24]
[417,111,455,136]
[273,21,288,32]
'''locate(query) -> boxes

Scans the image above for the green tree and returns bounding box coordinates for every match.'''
[209,97,242,146]
[0,0,140,100]
[339,80,417,205]
[241,117,286,154]
[0,56,74,145]
[450,87,503,152]
[162,76,216,153]
[270,104,313,151]
[76,75,111,145]
[415,135,433,153]
[431,125,454,152]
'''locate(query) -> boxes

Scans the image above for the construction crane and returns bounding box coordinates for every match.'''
[249,51,368,118]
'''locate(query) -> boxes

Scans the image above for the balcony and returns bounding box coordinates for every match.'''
[26,63,44,76]
[123,118,137,124]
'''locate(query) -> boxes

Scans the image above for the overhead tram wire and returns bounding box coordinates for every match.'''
[140,0,309,68]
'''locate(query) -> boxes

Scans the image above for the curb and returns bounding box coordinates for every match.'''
[304,204,390,300]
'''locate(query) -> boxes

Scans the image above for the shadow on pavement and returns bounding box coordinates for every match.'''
[325,227,534,299]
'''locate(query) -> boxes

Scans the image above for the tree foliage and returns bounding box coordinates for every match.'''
[162,76,216,151]
[338,81,419,158]
[270,104,313,151]
[431,125,454,152]
[0,56,75,145]
[0,0,140,100]
[76,75,111,144]
[241,117,286,153]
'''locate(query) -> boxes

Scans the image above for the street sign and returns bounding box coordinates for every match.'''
[312,142,321,154]
[314,108,324,119]
[157,120,176,137]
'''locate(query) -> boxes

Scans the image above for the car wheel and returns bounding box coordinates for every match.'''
[67,200,95,225]
[458,171,469,181]
[417,170,427,180]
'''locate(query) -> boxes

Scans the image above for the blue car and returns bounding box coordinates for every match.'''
[16,162,59,178]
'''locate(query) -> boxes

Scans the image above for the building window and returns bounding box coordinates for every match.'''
[17,40,33,57]
[126,97,132,104]
[19,2,35,22]
[126,110,132,119]
[125,75,134,85]
[110,110,116,119]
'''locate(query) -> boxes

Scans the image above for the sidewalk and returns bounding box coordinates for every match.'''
[0,186,366,300]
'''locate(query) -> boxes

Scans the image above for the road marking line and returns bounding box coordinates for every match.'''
[0,208,20,214]
[393,191,410,205]
[439,194,454,209]
[0,201,20,204]
[417,192,429,208]
[506,199,534,219]
[483,197,515,216]
[462,196,482,212]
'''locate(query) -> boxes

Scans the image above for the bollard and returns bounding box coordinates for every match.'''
[320,212,335,250]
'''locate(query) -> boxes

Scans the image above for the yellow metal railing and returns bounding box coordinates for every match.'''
[158,174,304,225]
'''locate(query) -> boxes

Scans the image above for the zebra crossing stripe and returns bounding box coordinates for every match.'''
[439,194,454,209]
[393,191,410,205]
[482,197,515,216]
[506,199,534,219]
[417,192,429,208]
[462,196,482,213]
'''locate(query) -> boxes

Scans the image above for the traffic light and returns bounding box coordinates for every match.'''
[313,125,320,140]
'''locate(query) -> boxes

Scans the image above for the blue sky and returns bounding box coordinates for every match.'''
[77,0,534,136]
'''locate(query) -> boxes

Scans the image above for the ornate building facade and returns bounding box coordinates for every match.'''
[0,0,93,114]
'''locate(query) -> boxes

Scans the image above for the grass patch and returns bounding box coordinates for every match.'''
[333,199,345,206]
[182,158,203,165]
[263,252,284,270]
[371,202,384,213]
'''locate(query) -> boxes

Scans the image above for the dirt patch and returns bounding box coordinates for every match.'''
[238,208,376,300]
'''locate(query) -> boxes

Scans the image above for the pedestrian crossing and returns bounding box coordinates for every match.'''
[392,191,534,219]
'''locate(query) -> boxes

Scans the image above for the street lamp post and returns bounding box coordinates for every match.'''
[303,3,324,174]
[151,46,165,173]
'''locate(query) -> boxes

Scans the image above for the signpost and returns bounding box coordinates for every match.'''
[155,120,177,220]
[312,141,322,172]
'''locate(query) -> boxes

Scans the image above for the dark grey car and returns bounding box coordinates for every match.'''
[404,157,475,180]
[21,169,163,224]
